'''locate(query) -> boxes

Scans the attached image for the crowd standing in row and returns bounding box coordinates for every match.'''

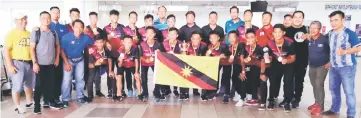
[3,5,361,118]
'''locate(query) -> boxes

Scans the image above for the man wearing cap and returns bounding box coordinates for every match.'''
[4,13,34,114]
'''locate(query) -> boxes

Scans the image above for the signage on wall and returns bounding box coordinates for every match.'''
[325,4,361,10]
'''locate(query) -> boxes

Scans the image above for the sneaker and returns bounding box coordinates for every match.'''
[258,104,266,111]
[308,103,318,110]
[49,103,62,110]
[201,95,208,101]
[179,94,185,101]
[142,96,148,102]
[184,94,189,100]
[207,93,216,100]
[34,105,41,114]
[119,96,124,101]
[233,94,240,102]
[77,98,88,104]
[25,103,33,109]
[43,102,50,108]
[137,95,143,100]
[311,105,322,115]
[216,92,224,97]
[63,101,69,108]
[245,99,258,106]
[128,90,133,98]
[96,91,105,97]
[267,101,275,110]
[193,91,200,96]
[278,100,287,107]
[113,96,120,102]
[122,91,127,98]
[222,95,229,104]
[235,99,245,107]
[15,107,26,114]
[321,110,338,116]
[107,91,112,99]
[291,99,300,108]
[173,90,180,97]
[284,104,291,113]
[87,97,93,103]
[54,99,63,105]
[246,94,252,101]
[134,89,139,96]
[160,94,166,100]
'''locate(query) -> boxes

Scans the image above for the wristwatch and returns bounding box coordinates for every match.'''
[260,72,265,75]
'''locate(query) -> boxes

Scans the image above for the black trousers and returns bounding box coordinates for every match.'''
[268,63,294,103]
[293,63,307,101]
[120,67,135,92]
[259,68,271,104]
[109,57,119,96]
[204,65,231,96]
[54,58,63,100]
[232,64,246,99]
[87,67,101,98]
[141,66,163,97]
[245,66,260,100]
[34,65,55,106]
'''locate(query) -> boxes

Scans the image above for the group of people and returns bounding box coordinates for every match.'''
[3,5,360,118]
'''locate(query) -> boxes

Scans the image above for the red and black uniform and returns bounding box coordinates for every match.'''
[229,43,245,99]
[103,23,126,95]
[122,26,142,45]
[65,24,73,32]
[241,44,265,102]
[162,40,182,95]
[138,26,164,43]
[87,45,111,99]
[236,25,259,43]
[206,43,231,97]
[117,45,139,92]
[161,30,169,41]
[267,38,295,104]
[186,42,208,96]
[139,41,164,97]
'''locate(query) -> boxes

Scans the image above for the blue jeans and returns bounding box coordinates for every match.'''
[61,59,85,101]
[329,65,357,117]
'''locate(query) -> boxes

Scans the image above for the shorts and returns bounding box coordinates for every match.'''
[11,60,35,92]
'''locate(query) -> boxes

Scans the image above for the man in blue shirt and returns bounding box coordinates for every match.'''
[49,6,69,105]
[225,6,244,45]
[322,11,361,118]
[60,19,94,107]
[154,6,168,31]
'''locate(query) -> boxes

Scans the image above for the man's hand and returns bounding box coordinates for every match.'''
[301,33,310,40]
[8,65,18,74]
[64,63,72,72]
[33,63,40,74]
[109,71,115,78]
[260,74,267,81]
[282,59,288,65]
[134,72,140,79]
[107,34,114,39]
[54,58,59,67]
[336,48,348,56]
[239,73,246,81]
[324,62,331,70]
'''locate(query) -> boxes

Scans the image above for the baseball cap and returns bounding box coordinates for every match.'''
[13,12,27,20]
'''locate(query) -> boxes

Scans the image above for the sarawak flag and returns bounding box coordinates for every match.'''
[154,52,219,90]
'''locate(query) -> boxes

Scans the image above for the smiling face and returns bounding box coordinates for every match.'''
[209,34,219,45]
[167,17,175,28]
[95,39,105,50]
[273,28,285,40]
[144,18,153,26]
[191,34,201,47]
[168,30,178,41]
[123,37,133,49]
[293,12,304,27]
[243,11,252,22]
[230,8,239,20]
[73,22,84,36]
[310,23,320,37]
[40,13,51,26]
[186,14,195,24]
[16,17,28,29]
[129,13,137,24]
[89,15,98,25]
[110,14,119,23]
[245,32,256,45]
[330,14,344,30]
[229,33,238,44]
[158,7,167,19]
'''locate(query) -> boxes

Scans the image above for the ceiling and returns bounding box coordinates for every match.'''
[98,1,298,7]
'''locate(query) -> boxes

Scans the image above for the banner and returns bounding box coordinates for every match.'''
[154,52,220,90]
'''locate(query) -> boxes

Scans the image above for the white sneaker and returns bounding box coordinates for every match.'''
[15,107,26,114]
[235,100,245,107]
[246,94,252,101]
[233,94,240,102]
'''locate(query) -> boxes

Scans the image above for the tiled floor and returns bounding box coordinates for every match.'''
[1,58,361,118]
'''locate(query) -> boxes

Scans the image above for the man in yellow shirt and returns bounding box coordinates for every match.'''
[4,13,34,114]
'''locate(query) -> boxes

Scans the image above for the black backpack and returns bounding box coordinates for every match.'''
[35,30,57,45]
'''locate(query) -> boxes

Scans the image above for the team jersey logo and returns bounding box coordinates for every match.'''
[294,32,305,42]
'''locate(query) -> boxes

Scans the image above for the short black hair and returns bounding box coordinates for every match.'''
[72,19,85,28]
[246,29,256,35]
[284,14,292,19]
[230,6,239,13]
[158,6,167,12]
[293,10,305,19]
[109,9,120,16]
[262,11,273,18]
[69,8,80,14]
[185,11,196,17]
[39,11,51,16]
[273,24,286,32]
[209,31,219,37]
[209,11,217,16]
[50,6,59,11]
[145,26,156,33]
[228,30,239,37]
[167,14,176,20]
[191,31,202,37]
[123,35,133,40]
[94,34,104,41]
[89,12,98,16]
[129,11,138,17]
[329,10,345,19]
[144,14,154,20]
[244,9,253,16]
[168,27,178,33]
